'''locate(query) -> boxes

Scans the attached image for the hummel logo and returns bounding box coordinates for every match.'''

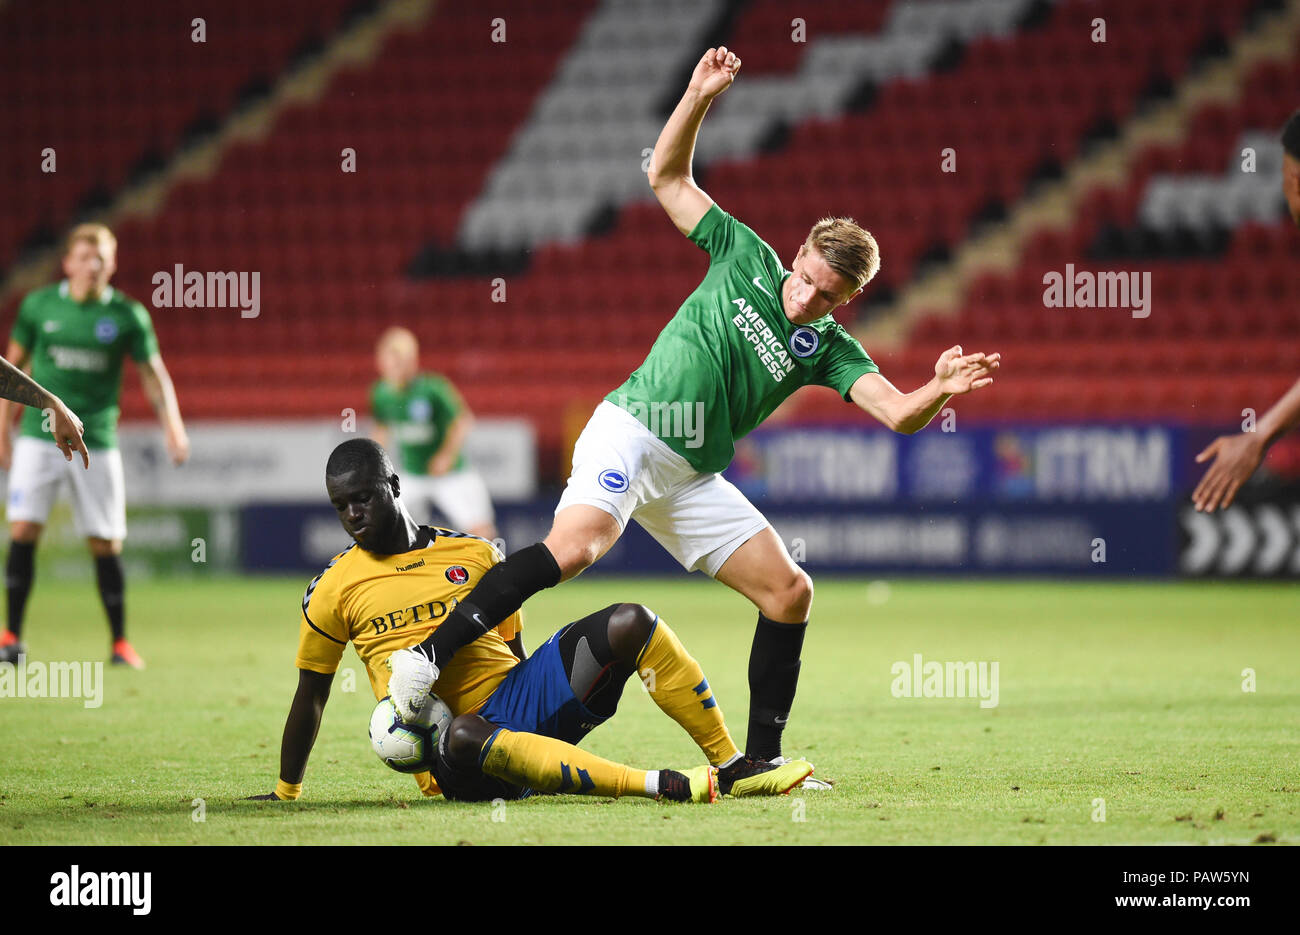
[752,275,773,298]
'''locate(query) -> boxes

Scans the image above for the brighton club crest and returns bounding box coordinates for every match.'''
[789,327,819,358]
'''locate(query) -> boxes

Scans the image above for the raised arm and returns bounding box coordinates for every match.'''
[136,352,189,465]
[248,668,333,800]
[0,341,88,468]
[647,46,741,235]
[1193,376,1300,512]
[850,346,1000,434]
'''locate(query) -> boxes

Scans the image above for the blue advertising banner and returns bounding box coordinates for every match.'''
[726,424,1188,504]
[240,425,1297,577]
[242,500,1176,576]
[242,504,354,573]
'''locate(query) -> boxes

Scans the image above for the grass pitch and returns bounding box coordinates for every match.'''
[0,575,1296,845]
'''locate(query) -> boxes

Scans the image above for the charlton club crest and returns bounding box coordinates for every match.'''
[445,565,469,585]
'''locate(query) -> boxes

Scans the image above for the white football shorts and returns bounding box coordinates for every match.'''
[402,467,496,532]
[6,436,127,540]
[556,400,770,577]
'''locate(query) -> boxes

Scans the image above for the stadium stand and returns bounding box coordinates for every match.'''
[0,0,356,274]
[897,40,1300,426]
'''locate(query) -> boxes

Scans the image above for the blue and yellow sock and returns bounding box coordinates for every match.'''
[480,728,654,798]
[637,616,741,767]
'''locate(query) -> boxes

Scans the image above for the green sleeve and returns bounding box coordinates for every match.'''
[688,204,785,280]
[687,204,762,261]
[11,292,37,351]
[128,301,160,362]
[815,327,880,400]
[369,382,385,422]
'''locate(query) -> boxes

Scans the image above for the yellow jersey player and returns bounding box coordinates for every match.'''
[250,439,814,804]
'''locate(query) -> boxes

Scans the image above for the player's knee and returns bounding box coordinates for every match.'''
[542,535,599,578]
[10,522,42,544]
[87,538,122,558]
[606,603,656,661]
[771,569,813,622]
[544,508,621,579]
[445,714,494,767]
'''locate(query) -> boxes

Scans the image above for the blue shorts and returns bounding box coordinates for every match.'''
[477,629,607,746]
[431,628,608,802]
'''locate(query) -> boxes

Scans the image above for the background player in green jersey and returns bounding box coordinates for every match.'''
[370,326,497,541]
[389,48,1000,785]
[0,224,189,667]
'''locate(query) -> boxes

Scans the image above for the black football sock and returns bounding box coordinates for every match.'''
[94,555,126,642]
[417,542,561,667]
[745,613,807,761]
[5,541,35,638]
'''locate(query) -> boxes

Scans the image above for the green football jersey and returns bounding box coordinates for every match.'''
[607,205,880,474]
[370,373,466,476]
[11,281,160,450]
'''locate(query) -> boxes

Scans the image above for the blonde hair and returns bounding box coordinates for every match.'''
[805,218,880,292]
[376,325,418,359]
[64,223,117,257]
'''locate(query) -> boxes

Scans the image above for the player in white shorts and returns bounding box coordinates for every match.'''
[388,48,999,790]
[7,436,123,537]
[557,400,767,578]
[400,470,495,540]
[0,224,189,668]
[370,327,496,541]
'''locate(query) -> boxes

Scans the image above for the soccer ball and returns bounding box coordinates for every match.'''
[368,695,452,773]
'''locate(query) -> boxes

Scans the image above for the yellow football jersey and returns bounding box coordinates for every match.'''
[295,527,523,717]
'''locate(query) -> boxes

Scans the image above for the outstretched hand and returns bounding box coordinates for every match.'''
[935,346,1000,395]
[49,396,89,469]
[1192,433,1264,512]
[688,46,741,99]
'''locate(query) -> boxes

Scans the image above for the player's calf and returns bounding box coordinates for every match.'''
[476,726,716,802]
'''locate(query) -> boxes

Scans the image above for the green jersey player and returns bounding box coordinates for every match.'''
[388,47,1000,788]
[370,326,496,541]
[0,224,189,668]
